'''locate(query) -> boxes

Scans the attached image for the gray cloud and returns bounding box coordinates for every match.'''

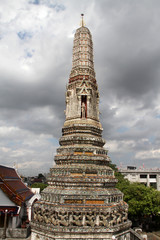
[0,0,160,175]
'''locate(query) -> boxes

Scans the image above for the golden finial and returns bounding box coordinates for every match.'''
[80,13,85,27]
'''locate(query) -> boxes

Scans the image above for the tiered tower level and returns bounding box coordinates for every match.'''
[31,17,132,240]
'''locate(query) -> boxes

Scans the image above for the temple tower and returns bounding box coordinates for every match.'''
[31,15,132,240]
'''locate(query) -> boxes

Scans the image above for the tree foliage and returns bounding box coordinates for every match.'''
[31,183,48,192]
[109,163,160,230]
[38,173,45,179]
[122,182,160,216]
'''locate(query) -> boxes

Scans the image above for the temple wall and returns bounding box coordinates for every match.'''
[31,229,142,240]
[0,226,30,238]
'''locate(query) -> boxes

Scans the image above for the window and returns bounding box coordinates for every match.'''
[150,182,157,189]
[140,174,147,178]
[149,175,156,178]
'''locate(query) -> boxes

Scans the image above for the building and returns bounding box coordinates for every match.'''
[31,15,141,240]
[119,166,160,190]
[0,165,39,239]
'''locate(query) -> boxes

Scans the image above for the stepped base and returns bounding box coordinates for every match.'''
[31,221,132,240]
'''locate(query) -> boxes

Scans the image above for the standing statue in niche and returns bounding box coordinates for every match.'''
[81,102,86,118]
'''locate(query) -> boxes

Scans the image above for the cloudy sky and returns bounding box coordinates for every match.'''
[0,0,160,176]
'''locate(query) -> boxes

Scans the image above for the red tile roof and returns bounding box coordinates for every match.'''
[0,165,34,206]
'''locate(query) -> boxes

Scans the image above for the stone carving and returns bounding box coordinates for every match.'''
[71,212,83,226]
[85,212,96,227]
[122,209,128,223]
[58,211,69,226]
[33,207,128,228]
[31,16,131,240]
[117,212,122,225]
[99,211,110,227]
[51,213,58,226]
[33,207,43,222]
[110,210,118,226]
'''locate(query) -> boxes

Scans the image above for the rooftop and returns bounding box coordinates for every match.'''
[0,165,34,206]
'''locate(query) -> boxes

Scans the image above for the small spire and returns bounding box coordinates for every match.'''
[80,13,85,27]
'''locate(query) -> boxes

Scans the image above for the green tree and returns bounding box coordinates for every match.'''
[123,182,160,215]
[38,173,45,179]
[31,183,48,192]
[109,163,130,190]
[109,162,160,230]
[123,182,160,229]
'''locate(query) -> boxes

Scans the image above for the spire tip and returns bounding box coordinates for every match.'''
[80,13,85,27]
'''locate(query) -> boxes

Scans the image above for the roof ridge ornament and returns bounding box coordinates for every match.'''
[80,13,85,27]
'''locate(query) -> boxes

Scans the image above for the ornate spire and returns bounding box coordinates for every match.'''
[80,13,85,27]
[65,19,99,123]
[31,18,132,240]
[69,16,95,83]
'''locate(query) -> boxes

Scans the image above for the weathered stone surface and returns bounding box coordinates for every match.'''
[31,19,134,240]
[0,226,30,238]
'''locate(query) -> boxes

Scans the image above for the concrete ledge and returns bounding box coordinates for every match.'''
[0,226,31,239]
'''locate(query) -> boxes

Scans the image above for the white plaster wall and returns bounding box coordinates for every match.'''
[0,188,16,206]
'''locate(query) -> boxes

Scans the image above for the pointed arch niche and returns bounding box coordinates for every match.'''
[81,95,87,118]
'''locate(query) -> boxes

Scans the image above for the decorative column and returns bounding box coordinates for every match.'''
[2,209,8,239]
